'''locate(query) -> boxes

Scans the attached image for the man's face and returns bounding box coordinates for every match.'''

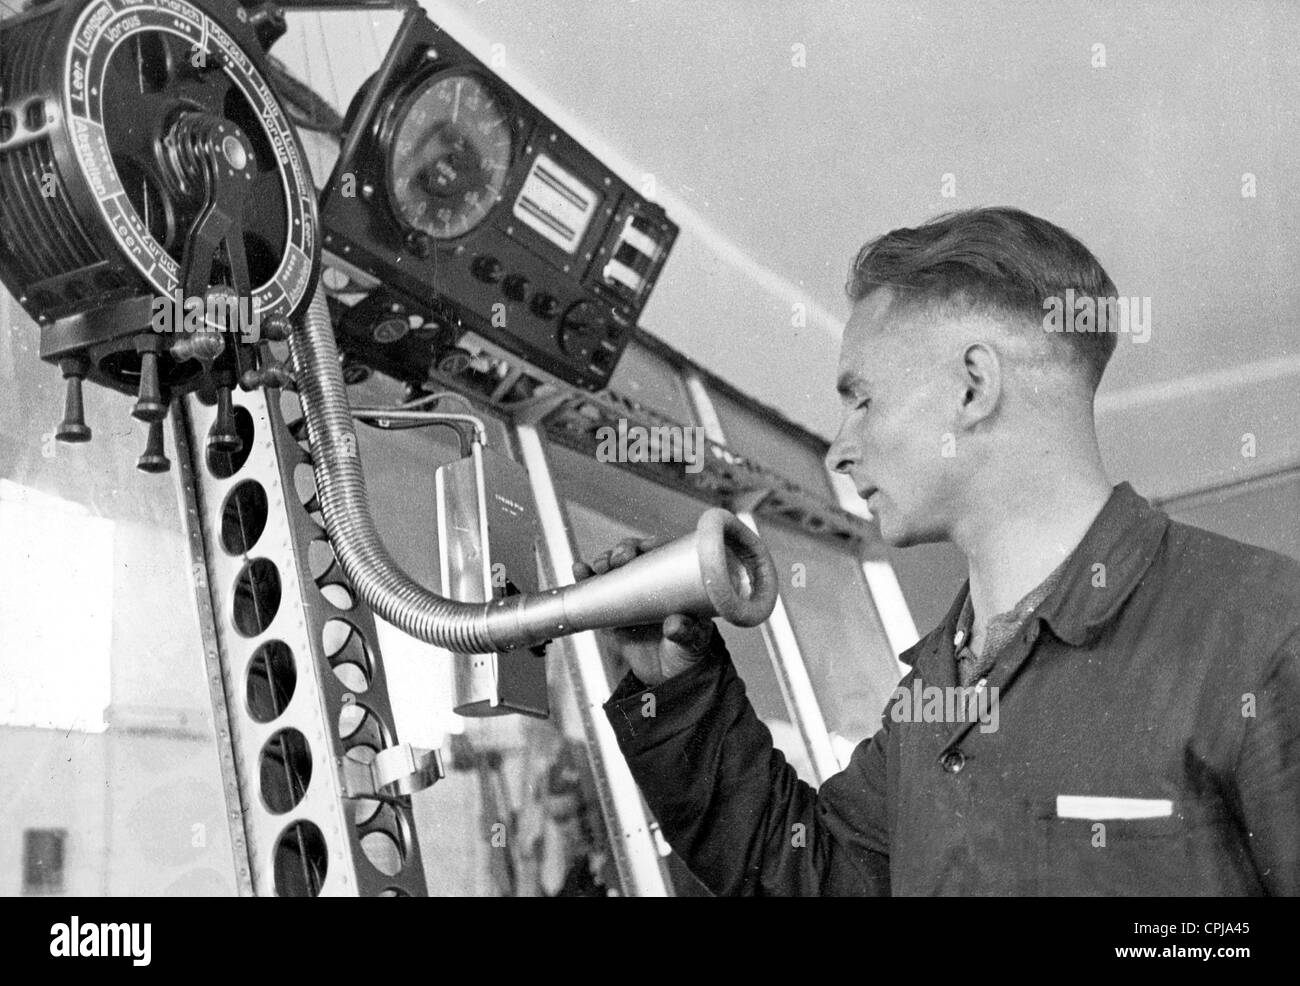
[826,288,964,547]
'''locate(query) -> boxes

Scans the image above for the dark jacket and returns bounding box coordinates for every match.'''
[603,483,1300,895]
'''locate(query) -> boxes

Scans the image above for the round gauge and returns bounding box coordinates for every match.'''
[384,72,514,240]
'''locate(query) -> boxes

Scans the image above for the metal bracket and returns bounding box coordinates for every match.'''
[337,743,445,800]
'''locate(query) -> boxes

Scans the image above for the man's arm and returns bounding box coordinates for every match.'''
[603,628,895,896]
[1235,628,1300,894]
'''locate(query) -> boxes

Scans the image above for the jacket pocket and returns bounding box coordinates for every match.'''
[1029,797,1235,896]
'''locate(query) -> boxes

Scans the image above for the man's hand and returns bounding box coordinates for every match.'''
[572,535,716,686]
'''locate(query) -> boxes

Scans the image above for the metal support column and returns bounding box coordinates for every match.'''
[513,420,670,897]
[682,373,840,784]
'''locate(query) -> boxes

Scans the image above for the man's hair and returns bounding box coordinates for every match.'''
[845,207,1119,389]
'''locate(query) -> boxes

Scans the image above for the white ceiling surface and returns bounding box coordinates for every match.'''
[288,1,1300,499]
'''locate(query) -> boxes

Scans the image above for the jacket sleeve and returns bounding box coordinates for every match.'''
[602,628,895,896]
[1235,628,1300,895]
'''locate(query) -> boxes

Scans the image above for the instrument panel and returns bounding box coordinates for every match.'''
[320,7,677,392]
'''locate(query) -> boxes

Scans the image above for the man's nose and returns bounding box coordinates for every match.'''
[826,427,857,474]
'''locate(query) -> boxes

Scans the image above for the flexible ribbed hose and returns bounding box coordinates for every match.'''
[289,285,503,652]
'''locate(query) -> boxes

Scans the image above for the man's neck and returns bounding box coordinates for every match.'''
[955,469,1113,625]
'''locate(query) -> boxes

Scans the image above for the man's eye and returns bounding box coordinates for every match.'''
[856,398,871,411]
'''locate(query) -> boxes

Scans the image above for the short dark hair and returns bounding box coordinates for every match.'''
[846,207,1119,388]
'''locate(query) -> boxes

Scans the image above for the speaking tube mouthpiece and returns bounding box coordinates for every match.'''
[484,508,780,651]
[687,507,780,627]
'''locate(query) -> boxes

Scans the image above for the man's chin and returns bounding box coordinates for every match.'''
[876,516,939,549]
[879,527,916,549]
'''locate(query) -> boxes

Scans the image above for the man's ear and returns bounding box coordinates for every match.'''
[957,342,1001,426]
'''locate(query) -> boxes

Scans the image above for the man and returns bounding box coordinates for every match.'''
[576,207,1300,895]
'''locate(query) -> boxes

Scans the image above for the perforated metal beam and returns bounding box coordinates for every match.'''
[174,385,427,896]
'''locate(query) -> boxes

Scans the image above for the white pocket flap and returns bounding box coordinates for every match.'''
[1056,795,1173,820]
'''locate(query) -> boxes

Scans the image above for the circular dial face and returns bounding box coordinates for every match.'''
[385,72,514,240]
[63,0,318,319]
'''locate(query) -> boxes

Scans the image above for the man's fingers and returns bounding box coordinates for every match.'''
[577,536,665,583]
[609,537,642,567]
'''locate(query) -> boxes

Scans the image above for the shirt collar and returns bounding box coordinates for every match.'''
[952,551,1070,648]
[1033,481,1168,645]
[899,482,1168,665]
